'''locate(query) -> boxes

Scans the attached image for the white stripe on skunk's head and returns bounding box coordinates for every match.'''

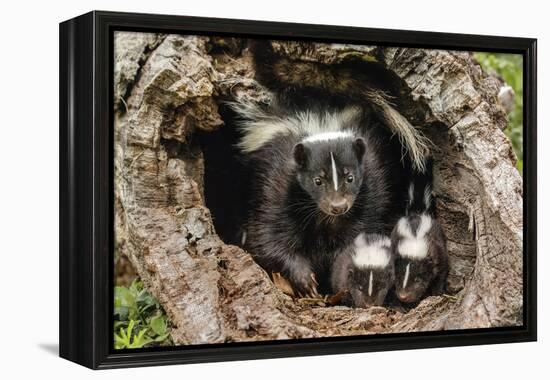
[368,270,374,296]
[396,213,432,259]
[351,233,392,269]
[330,151,339,191]
[230,99,362,153]
[402,263,411,289]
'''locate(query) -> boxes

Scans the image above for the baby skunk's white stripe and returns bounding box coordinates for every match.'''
[403,263,411,289]
[398,239,428,260]
[396,214,433,259]
[396,217,414,239]
[368,270,373,296]
[417,213,433,237]
[330,151,338,191]
[351,233,392,269]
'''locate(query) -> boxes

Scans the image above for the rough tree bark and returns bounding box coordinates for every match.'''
[114,32,523,344]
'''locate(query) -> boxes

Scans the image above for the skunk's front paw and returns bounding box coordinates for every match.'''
[290,271,319,299]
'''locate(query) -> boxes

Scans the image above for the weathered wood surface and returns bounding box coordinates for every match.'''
[114,32,523,344]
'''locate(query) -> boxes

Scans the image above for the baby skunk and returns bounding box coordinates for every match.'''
[331,233,394,307]
[391,162,448,304]
[233,101,393,296]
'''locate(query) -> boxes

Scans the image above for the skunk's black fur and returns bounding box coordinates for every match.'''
[392,162,448,304]
[331,234,395,307]
[237,105,411,295]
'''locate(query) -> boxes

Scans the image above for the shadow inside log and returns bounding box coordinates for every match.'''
[196,103,251,246]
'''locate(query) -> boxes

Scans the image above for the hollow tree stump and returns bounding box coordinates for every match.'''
[114,32,523,345]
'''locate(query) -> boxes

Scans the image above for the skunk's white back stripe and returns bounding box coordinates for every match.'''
[330,151,338,191]
[368,270,373,296]
[396,213,432,259]
[398,239,428,260]
[302,131,353,143]
[418,213,433,238]
[403,263,410,289]
[351,233,392,268]
[397,217,414,239]
[231,100,361,153]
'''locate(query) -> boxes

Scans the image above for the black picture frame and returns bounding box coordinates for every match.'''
[59,10,537,369]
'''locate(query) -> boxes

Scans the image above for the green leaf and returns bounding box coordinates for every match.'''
[153,333,170,342]
[129,328,154,348]
[113,279,173,348]
[114,321,127,330]
[114,336,126,350]
[149,314,167,336]
[114,324,132,349]
[114,305,129,321]
[115,286,135,307]
[129,279,143,293]
[126,320,135,339]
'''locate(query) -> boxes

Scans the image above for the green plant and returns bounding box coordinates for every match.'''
[474,52,523,172]
[114,279,173,349]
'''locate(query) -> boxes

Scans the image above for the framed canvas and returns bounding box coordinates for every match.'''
[59,11,537,369]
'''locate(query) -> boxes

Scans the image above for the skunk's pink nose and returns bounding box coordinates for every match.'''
[329,199,349,215]
[397,291,416,303]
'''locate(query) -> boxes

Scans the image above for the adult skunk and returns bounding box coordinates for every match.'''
[233,100,409,296]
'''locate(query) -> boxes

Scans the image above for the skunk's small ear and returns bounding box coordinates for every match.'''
[353,138,366,162]
[293,143,309,168]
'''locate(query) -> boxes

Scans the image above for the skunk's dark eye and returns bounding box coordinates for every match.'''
[313,177,323,186]
[346,174,354,183]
